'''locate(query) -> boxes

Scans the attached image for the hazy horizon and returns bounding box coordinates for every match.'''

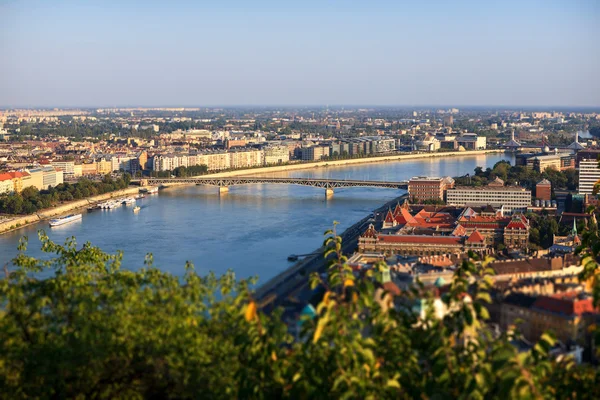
[1,0,599,108]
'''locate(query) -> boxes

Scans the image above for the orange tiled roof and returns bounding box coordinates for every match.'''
[533,292,597,316]
[466,230,485,243]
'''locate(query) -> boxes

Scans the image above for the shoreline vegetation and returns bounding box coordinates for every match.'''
[0,149,503,235]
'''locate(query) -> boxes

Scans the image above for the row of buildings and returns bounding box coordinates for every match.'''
[360,201,530,257]
[407,176,533,212]
[0,166,64,194]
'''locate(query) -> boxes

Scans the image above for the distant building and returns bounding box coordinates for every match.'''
[25,166,63,190]
[500,290,596,346]
[536,179,552,201]
[578,159,600,194]
[0,173,14,194]
[456,133,486,150]
[446,185,531,213]
[96,158,112,175]
[527,153,574,172]
[263,145,290,165]
[414,134,440,152]
[51,161,76,178]
[225,138,247,149]
[300,145,330,161]
[408,176,455,202]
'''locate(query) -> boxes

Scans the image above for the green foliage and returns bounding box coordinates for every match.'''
[454,162,577,192]
[0,175,131,215]
[0,227,598,398]
[526,213,559,248]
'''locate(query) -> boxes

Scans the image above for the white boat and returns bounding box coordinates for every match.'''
[122,197,136,205]
[49,214,82,227]
[133,206,141,213]
[100,200,120,209]
[147,187,159,194]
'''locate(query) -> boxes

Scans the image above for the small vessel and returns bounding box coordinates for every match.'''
[136,194,145,199]
[122,197,136,205]
[133,206,141,213]
[147,187,159,194]
[100,200,120,209]
[49,214,82,227]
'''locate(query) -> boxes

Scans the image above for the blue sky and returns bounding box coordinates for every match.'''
[0,0,598,107]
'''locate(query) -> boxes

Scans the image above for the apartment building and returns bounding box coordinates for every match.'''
[51,161,75,178]
[301,145,330,161]
[408,176,455,202]
[25,167,63,190]
[96,158,112,175]
[0,173,14,194]
[263,145,290,165]
[446,186,531,212]
[578,159,600,194]
[229,149,263,169]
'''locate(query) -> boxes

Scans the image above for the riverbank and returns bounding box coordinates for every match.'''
[255,192,408,311]
[203,149,504,178]
[0,187,143,235]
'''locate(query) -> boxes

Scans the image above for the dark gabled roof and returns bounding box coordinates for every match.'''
[503,292,537,309]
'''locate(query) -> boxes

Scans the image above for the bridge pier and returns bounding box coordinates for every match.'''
[219,186,229,194]
[325,188,334,198]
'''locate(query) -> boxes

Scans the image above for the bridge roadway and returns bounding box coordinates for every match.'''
[137,176,409,196]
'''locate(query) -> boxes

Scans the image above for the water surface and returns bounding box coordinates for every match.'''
[0,153,513,282]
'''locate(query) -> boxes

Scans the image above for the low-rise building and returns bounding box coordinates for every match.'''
[456,133,486,150]
[408,176,455,202]
[500,291,597,346]
[446,186,531,213]
[536,179,552,201]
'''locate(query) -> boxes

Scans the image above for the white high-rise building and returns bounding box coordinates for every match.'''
[578,159,600,194]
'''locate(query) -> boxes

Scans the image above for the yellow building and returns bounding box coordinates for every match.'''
[81,162,97,175]
[96,158,112,175]
[73,163,83,177]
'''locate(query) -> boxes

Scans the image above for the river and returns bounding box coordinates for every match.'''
[0,153,513,282]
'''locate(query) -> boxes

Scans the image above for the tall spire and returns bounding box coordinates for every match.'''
[572,218,577,236]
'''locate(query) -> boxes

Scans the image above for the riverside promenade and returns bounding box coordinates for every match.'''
[0,187,144,235]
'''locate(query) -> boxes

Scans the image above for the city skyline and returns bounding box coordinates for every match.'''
[1,0,599,107]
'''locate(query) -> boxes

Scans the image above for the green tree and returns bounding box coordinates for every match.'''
[0,229,598,398]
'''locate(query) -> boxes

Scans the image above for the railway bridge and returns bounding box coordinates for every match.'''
[136,176,409,197]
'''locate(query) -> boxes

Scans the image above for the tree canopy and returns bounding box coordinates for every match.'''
[0,226,599,398]
[0,174,131,215]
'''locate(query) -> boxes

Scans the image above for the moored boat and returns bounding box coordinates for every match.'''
[49,214,82,227]
[122,197,137,205]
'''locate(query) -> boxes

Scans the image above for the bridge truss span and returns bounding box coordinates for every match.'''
[138,176,408,197]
